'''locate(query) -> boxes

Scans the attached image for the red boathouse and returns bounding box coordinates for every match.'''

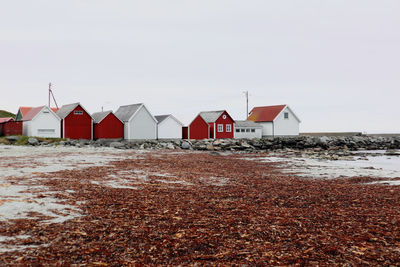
[56,103,93,140]
[0,120,22,136]
[92,111,124,139]
[188,110,234,140]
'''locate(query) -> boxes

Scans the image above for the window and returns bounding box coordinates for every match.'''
[236,129,240,133]
[246,129,250,132]
[251,129,255,133]
[222,115,227,119]
[217,124,223,132]
[226,124,231,132]
[38,129,55,133]
[74,110,83,115]
[43,111,49,114]
[240,129,245,132]
[284,112,289,119]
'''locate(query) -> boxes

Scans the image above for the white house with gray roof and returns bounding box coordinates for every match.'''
[114,103,157,140]
[155,114,183,139]
[234,120,262,139]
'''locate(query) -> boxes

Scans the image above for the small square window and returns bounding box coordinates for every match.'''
[284,112,289,119]
[246,129,250,132]
[236,129,240,133]
[251,129,255,132]
[217,124,223,132]
[240,129,245,132]
[226,124,232,132]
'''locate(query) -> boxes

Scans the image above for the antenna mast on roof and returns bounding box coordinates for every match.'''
[48,83,59,109]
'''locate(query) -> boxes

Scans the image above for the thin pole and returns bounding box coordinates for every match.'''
[244,91,249,120]
[48,83,51,107]
[48,82,59,109]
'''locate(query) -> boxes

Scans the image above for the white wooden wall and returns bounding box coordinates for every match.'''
[158,117,182,139]
[24,108,61,138]
[234,127,262,139]
[127,107,157,140]
[273,107,300,136]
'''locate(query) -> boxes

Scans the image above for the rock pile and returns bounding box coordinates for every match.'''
[3,135,400,152]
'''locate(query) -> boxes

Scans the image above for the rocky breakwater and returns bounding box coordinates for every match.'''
[3,135,400,152]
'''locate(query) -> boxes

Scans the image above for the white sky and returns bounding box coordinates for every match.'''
[1,0,399,133]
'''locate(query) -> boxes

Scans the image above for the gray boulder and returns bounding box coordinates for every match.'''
[181,141,191,149]
[28,137,39,146]
[110,142,125,148]
[166,143,175,149]
[5,136,19,142]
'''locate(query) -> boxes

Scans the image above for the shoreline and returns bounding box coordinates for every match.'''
[1,134,400,152]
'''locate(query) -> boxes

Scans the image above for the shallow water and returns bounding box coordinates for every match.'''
[245,151,400,179]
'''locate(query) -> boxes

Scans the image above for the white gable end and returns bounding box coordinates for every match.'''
[126,105,157,140]
[26,107,61,138]
[273,106,300,136]
[158,116,182,139]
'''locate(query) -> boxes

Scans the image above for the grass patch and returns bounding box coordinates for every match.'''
[0,136,66,146]
[0,110,16,119]
[0,137,11,145]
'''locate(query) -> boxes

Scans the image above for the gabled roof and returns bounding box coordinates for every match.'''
[92,111,117,124]
[155,114,184,126]
[248,105,287,122]
[19,107,33,117]
[22,106,60,121]
[114,103,143,122]
[155,115,169,124]
[199,110,225,123]
[17,106,58,121]
[235,120,262,127]
[0,117,14,123]
[56,103,80,119]
[23,106,45,121]
[56,103,92,120]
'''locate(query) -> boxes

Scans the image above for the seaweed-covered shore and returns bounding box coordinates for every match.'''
[0,146,400,265]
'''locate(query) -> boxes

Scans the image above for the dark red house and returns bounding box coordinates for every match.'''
[92,111,124,139]
[188,110,234,139]
[56,103,93,140]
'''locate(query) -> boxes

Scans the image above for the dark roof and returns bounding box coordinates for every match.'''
[56,103,81,119]
[114,103,143,122]
[155,115,169,124]
[248,105,287,122]
[199,110,225,123]
[235,120,262,127]
[92,111,112,124]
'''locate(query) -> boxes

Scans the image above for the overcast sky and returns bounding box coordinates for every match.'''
[1,0,399,133]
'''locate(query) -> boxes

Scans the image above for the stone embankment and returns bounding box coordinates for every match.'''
[3,135,400,152]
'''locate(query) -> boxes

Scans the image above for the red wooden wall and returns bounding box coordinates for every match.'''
[214,111,234,139]
[1,121,23,136]
[208,123,214,138]
[94,113,124,139]
[189,115,209,139]
[63,105,92,139]
[182,127,188,139]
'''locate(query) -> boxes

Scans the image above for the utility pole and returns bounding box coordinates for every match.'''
[48,83,59,109]
[48,83,51,107]
[243,91,249,120]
